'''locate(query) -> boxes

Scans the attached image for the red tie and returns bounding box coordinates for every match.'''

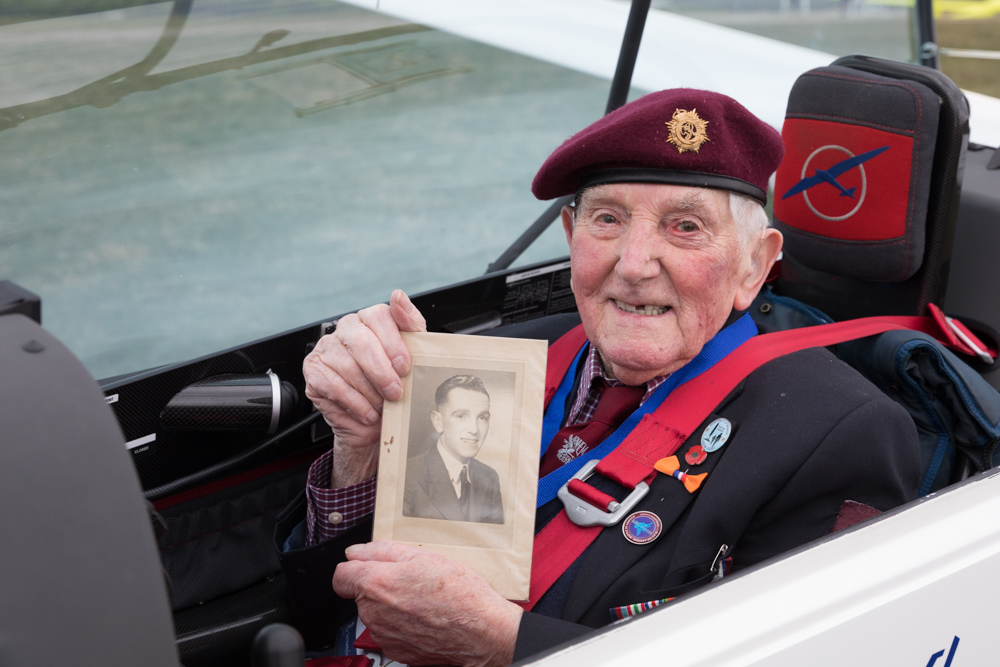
[538,381,646,478]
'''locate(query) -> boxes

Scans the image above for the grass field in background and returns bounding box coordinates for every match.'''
[938,17,1000,98]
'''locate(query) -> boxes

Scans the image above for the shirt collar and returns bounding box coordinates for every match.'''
[566,344,669,424]
[436,440,468,483]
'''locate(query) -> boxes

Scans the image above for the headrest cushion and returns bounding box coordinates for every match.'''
[773,66,940,282]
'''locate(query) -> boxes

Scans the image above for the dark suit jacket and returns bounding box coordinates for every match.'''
[273,322,920,662]
[403,445,504,524]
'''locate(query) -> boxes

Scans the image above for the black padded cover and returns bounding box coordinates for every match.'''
[774,65,939,282]
[773,55,969,320]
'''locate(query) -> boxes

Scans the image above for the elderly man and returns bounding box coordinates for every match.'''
[275,89,919,666]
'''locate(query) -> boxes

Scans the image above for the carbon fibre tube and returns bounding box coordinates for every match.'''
[160,372,298,434]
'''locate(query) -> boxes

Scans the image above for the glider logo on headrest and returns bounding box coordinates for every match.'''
[781,145,890,221]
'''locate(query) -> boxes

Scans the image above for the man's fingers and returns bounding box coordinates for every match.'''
[333,542,426,599]
[333,541,520,667]
[309,396,379,441]
[358,303,412,382]
[345,540,426,563]
[317,336,385,415]
[333,551,416,598]
[357,290,426,385]
[306,293,427,419]
[333,559,375,599]
[339,309,405,402]
[389,290,427,334]
[304,343,381,425]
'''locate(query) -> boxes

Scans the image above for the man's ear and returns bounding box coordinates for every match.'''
[561,205,575,246]
[734,228,783,311]
[430,410,444,434]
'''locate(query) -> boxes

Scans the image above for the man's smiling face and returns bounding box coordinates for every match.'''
[563,183,763,385]
[432,387,491,463]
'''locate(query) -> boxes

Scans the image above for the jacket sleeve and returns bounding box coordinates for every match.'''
[730,393,920,569]
[274,490,371,651]
[489,470,505,524]
[513,612,592,661]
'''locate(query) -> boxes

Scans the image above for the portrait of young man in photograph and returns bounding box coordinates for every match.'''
[402,374,504,524]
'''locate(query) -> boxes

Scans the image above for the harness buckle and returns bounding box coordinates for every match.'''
[557,459,649,527]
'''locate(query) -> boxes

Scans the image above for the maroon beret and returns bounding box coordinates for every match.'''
[532,88,784,205]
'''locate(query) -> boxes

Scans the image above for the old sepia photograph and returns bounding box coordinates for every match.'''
[373,331,547,600]
[403,370,508,525]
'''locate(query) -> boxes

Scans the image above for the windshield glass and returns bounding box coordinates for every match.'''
[2,0,924,382]
[654,0,915,63]
[1,0,615,380]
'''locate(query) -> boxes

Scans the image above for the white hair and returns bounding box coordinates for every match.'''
[571,186,770,255]
[728,191,769,256]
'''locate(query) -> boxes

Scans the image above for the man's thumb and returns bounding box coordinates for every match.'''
[346,540,425,563]
[390,290,427,333]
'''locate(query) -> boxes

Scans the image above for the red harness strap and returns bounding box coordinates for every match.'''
[543,324,589,408]
[520,314,968,610]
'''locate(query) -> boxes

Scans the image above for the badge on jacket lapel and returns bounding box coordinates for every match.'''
[623,511,662,545]
[654,456,708,493]
[685,444,707,466]
[701,417,732,452]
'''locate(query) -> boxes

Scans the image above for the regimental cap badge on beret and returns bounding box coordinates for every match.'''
[665,108,709,154]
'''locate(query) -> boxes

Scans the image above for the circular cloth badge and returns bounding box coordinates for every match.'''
[701,417,732,453]
[623,511,663,545]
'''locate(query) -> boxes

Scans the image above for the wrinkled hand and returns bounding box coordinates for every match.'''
[303,290,426,487]
[333,541,521,667]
